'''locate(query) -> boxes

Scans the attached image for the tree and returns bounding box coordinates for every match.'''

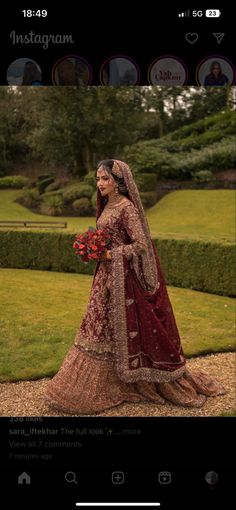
[0,86,231,176]
[26,87,147,175]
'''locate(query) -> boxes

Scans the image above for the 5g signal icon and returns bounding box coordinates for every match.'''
[178,10,190,17]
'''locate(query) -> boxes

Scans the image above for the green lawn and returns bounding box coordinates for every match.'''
[0,189,235,241]
[220,410,236,417]
[147,190,235,242]
[0,190,95,233]
[0,268,235,382]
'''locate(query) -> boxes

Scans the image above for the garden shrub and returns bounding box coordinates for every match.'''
[0,231,234,296]
[0,175,29,189]
[72,197,92,215]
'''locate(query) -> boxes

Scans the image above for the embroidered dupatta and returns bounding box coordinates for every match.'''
[95,160,186,383]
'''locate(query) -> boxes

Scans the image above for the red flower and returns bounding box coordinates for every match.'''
[73,227,111,263]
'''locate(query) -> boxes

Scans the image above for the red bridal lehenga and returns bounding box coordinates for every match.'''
[45,160,225,414]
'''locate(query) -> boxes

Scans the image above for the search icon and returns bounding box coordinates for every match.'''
[65,471,78,484]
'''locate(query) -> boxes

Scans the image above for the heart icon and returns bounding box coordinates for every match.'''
[185,33,199,44]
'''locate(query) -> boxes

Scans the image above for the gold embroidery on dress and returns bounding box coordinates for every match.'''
[126,298,134,306]
[129,331,138,338]
[107,203,187,383]
[75,343,115,361]
[74,334,115,354]
[131,358,139,368]
[75,199,186,382]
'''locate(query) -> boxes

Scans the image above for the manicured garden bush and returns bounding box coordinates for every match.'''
[42,190,64,200]
[0,230,234,296]
[139,191,158,208]
[91,191,97,210]
[40,195,64,216]
[136,173,158,191]
[37,176,55,194]
[75,184,94,199]
[124,137,235,179]
[192,170,215,183]
[0,175,29,189]
[153,237,235,297]
[62,184,82,203]
[45,177,69,192]
[72,197,92,215]
[83,171,97,187]
[16,188,41,208]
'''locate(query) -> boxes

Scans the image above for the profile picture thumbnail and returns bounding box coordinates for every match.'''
[196,56,235,86]
[148,56,188,86]
[52,56,92,86]
[7,58,42,85]
[100,57,140,86]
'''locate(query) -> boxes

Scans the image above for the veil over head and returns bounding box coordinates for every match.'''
[96,159,160,294]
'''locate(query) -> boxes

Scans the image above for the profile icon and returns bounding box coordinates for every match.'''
[52,56,92,86]
[100,57,139,85]
[7,58,42,85]
[204,61,229,86]
[148,56,188,85]
[22,60,42,85]
[205,471,219,486]
[196,56,235,86]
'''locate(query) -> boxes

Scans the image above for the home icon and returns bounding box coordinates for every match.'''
[18,472,31,485]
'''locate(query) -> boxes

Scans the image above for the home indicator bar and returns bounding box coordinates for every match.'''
[75,504,161,507]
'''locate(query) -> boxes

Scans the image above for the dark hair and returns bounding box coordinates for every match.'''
[96,159,129,197]
[210,61,222,75]
[97,159,114,173]
[22,61,41,85]
[56,60,78,85]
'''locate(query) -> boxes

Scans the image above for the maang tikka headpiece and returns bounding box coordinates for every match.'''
[96,158,160,294]
[111,160,123,178]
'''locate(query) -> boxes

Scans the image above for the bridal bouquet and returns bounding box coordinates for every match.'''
[73,226,111,262]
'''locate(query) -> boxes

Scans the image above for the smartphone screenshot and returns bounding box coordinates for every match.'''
[0,4,235,509]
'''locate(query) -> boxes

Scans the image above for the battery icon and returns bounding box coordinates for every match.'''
[205,9,221,17]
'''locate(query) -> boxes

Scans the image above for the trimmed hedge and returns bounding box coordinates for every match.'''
[124,136,236,179]
[153,238,235,297]
[171,110,236,142]
[192,170,214,183]
[0,175,29,189]
[136,173,157,191]
[0,231,234,296]
[139,191,158,208]
[0,231,94,275]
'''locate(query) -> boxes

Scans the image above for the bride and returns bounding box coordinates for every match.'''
[45,159,225,414]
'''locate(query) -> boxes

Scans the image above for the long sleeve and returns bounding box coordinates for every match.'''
[120,203,148,260]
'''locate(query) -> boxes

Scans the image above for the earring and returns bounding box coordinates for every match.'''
[114,186,119,195]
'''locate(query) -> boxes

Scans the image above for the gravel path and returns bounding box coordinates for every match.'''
[0,352,235,417]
